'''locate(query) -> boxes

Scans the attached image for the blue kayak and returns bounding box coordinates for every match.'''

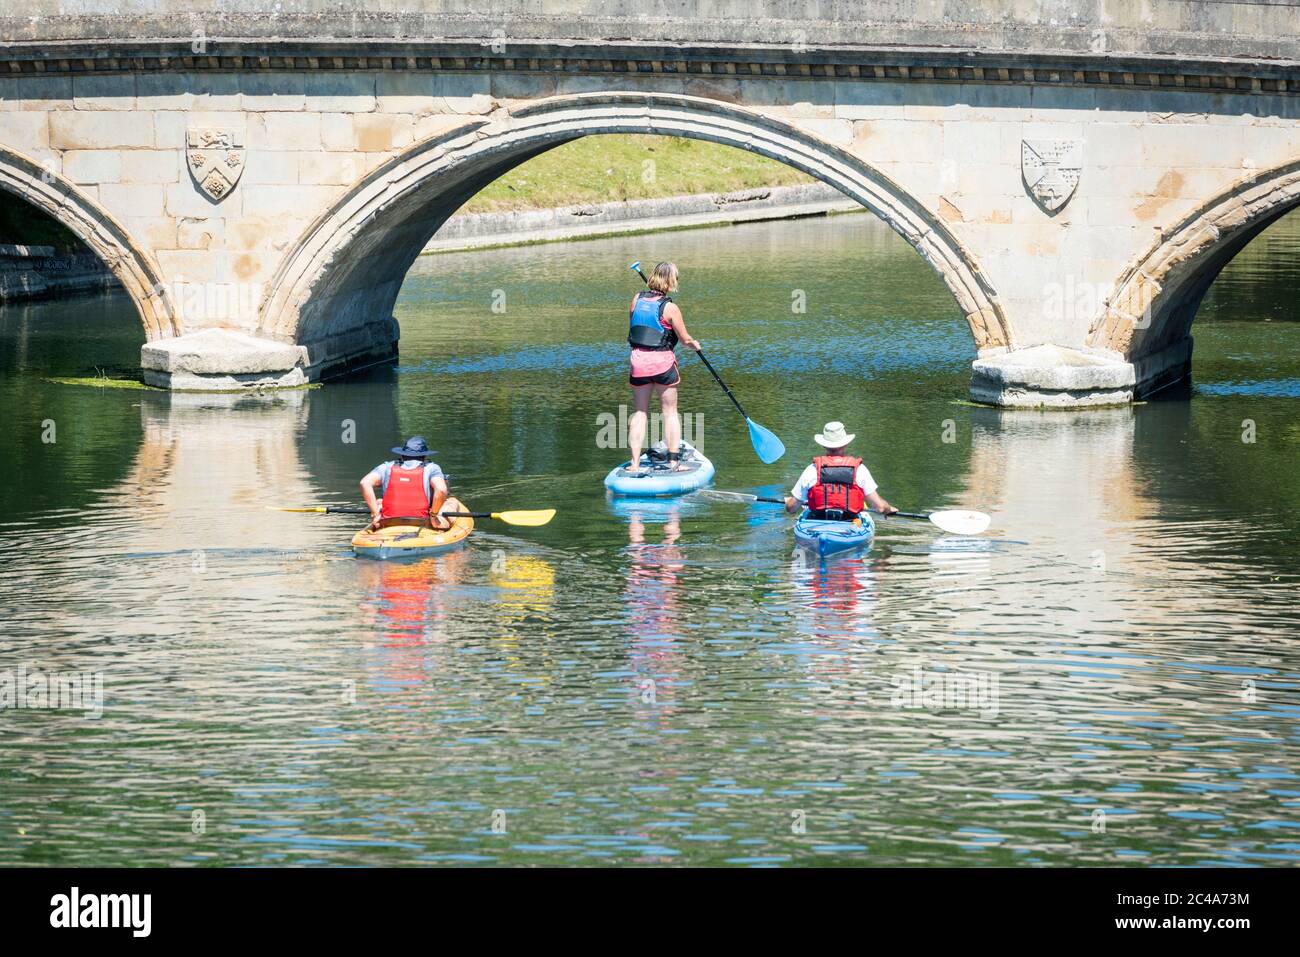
[794,512,875,557]
[604,443,715,497]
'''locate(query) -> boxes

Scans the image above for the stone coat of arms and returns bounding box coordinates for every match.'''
[1021,139,1082,213]
[187,128,245,201]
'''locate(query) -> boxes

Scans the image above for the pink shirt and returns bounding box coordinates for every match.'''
[629,347,677,378]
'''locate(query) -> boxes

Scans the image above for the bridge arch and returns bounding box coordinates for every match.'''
[0,145,176,341]
[1089,158,1300,361]
[260,91,1010,365]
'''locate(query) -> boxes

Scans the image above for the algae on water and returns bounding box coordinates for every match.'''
[46,376,155,390]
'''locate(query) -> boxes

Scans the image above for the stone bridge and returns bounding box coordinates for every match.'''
[1,2,1298,406]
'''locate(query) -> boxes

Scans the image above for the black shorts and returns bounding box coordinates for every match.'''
[629,365,681,387]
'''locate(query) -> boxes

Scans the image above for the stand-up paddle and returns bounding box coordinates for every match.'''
[691,489,991,535]
[629,261,785,464]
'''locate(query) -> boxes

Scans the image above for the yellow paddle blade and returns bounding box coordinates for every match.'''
[490,508,556,527]
[268,506,328,512]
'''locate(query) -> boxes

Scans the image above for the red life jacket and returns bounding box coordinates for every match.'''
[807,456,865,516]
[380,463,431,520]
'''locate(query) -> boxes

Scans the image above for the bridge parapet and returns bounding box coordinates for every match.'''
[4,2,1300,64]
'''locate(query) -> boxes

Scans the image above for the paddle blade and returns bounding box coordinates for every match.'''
[268,506,328,513]
[928,509,991,535]
[491,508,556,527]
[690,489,759,504]
[746,418,785,464]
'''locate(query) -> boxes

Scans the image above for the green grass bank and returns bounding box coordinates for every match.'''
[460,135,814,214]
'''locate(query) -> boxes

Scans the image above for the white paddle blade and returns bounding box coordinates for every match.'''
[928,510,991,535]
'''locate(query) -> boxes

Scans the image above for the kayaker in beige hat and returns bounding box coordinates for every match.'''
[784,421,897,521]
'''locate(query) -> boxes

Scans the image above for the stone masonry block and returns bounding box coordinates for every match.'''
[120,150,182,184]
[241,184,344,218]
[258,112,321,150]
[241,150,300,186]
[797,117,853,146]
[0,112,50,153]
[0,76,73,110]
[241,73,307,112]
[1141,124,1245,169]
[301,73,377,113]
[298,151,366,186]
[72,75,136,111]
[62,150,122,184]
[121,215,178,250]
[350,113,415,152]
[50,110,152,149]
[98,183,167,218]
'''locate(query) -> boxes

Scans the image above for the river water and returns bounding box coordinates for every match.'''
[1,212,1297,866]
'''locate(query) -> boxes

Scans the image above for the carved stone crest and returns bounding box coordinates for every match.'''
[187,128,245,201]
[1021,139,1082,212]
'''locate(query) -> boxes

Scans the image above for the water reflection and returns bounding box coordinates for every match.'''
[613,500,688,728]
[491,555,556,616]
[0,212,1297,866]
[358,553,467,648]
[792,552,879,636]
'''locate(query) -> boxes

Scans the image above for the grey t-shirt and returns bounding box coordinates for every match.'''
[367,460,446,498]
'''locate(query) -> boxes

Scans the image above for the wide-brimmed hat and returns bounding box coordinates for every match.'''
[391,436,435,458]
[814,421,855,448]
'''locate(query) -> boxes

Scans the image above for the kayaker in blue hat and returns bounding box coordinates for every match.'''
[360,436,451,531]
[784,421,898,520]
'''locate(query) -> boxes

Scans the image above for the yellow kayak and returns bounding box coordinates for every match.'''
[350,498,474,560]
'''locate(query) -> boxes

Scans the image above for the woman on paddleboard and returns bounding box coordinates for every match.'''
[360,436,452,531]
[626,261,700,474]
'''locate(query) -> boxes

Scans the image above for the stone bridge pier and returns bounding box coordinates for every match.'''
[1,4,1298,407]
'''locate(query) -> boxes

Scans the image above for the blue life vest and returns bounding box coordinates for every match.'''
[627,291,678,351]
